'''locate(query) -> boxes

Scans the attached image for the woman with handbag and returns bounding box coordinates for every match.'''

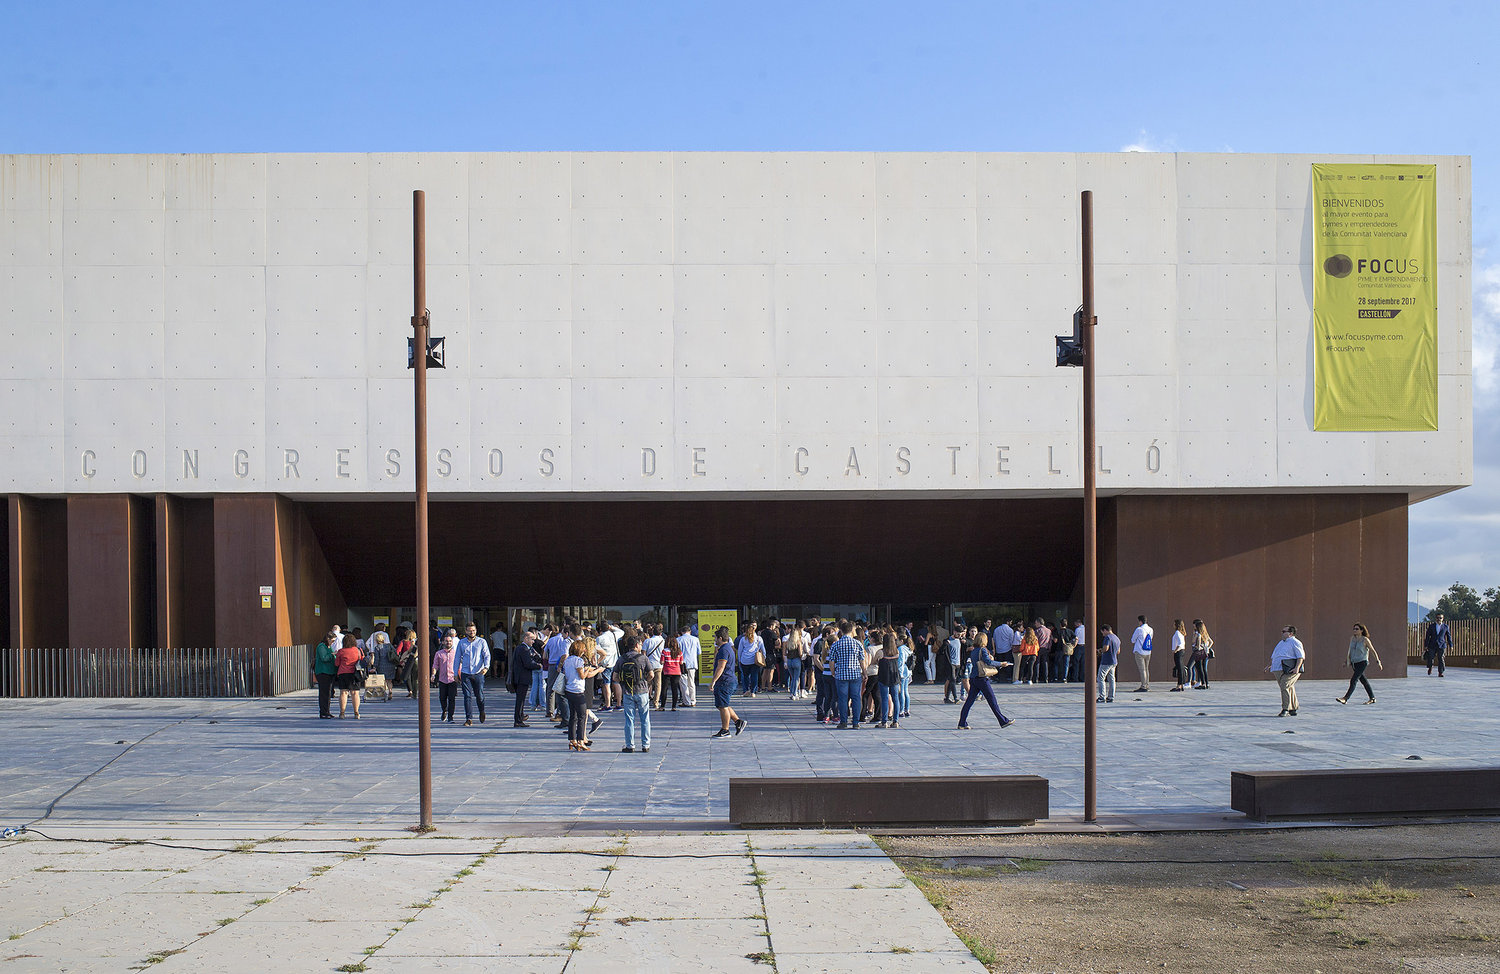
[957,633,1015,730]
[1189,619,1214,689]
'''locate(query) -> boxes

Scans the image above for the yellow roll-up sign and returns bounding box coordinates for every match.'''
[1312,163,1437,430]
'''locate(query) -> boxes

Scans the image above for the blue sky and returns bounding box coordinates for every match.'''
[5,0,1496,602]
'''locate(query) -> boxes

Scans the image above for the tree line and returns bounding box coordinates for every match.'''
[1424,582,1500,622]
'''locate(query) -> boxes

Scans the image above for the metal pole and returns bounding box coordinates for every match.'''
[1081,190,1099,824]
[413,190,433,830]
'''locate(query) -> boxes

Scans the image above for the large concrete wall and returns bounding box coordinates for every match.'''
[0,152,1473,499]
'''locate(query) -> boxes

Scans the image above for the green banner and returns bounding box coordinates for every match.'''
[1312,163,1437,431]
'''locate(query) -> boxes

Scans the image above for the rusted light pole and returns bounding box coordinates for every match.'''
[413,190,433,830]
[1080,190,1099,824]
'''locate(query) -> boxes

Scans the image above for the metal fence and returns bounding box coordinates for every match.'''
[0,645,313,698]
[1406,619,1500,666]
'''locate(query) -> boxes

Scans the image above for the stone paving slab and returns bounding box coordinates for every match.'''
[0,830,985,974]
[6,665,1493,830]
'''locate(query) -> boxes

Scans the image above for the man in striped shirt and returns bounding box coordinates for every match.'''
[826,620,870,730]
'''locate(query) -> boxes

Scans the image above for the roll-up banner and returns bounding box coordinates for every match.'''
[696,608,739,682]
[1312,163,1438,431]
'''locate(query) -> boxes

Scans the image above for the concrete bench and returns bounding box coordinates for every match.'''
[1231,767,1500,821]
[729,775,1048,828]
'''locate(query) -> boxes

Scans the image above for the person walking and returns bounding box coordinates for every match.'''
[709,626,747,738]
[1423,612,1453,677]
[1189,619,1213,688]
[433,630,459,723]
[1335,622,1382,705]
[1169,619,1189,691]
[1130,615,1154,691]
[313,628,338,719]
[455,623,490,726]
[616,634,653,752]
[957,633,1015,730]
[1268,625,1305,716]
[1096,624,1120,703]
[334,634,364,719]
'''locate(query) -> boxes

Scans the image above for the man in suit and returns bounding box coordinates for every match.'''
[1424,612,1454,677]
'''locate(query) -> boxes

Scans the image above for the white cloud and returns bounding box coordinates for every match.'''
[1119,130,1176,153]
[1407,256,1500,600]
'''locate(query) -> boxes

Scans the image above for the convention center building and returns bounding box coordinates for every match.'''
[1,152,1472,681]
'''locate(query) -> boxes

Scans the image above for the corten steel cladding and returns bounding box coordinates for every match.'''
[1081,190,1099,824]
[1312,163,1438,430]
[413,190,433,829]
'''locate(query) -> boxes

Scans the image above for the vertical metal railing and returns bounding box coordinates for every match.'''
[1407,619,1500,662]
[0,646,312,698]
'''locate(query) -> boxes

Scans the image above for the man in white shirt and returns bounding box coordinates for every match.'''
[596,619,623,711]
[489,623,509,680]
[1072,621,1086,682]
[1130,615,1154,692]
[1268,625,1306,716]
[676,624,701,707]
[642,623,666,710]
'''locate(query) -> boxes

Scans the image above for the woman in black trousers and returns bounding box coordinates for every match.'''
[957,634,1015,730]
[1336,622,1382,704]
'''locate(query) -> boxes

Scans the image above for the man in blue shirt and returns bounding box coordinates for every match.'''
[943,632,964,703]
[826,620,870,729]
[455,623,491,726]
[1096,624,1121,704]
[543,624,573,723]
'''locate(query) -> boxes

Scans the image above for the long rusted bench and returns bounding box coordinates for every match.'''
[1231,767,1500,821]
[729,775,1048,828]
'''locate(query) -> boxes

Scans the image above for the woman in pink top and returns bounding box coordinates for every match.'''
[432,630,459,723]
[661,643,684,712]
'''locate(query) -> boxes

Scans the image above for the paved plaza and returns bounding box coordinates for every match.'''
[1,665,1496,829]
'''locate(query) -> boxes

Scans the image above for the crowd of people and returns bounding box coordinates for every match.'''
[309,610,1408,736]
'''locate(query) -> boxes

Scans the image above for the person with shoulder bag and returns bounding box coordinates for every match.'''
[313,628,339,719]
[1189,619,1214,689]
[956,633,1014,730]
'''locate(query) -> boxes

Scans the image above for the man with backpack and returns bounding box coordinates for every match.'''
[1131,614,1154,692]
[616,634,652,753]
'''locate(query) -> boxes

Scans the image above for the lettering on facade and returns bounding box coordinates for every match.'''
[67,442,1173,484]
